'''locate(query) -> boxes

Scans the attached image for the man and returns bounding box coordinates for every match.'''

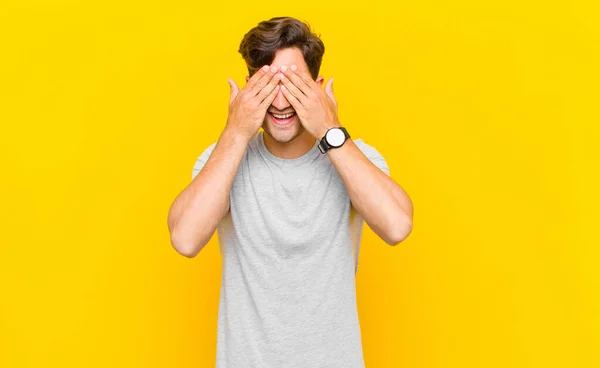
[167,16,413,368]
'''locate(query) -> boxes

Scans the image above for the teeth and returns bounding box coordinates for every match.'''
[272,112,294,119]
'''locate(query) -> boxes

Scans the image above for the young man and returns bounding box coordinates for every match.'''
[167,16,413,368]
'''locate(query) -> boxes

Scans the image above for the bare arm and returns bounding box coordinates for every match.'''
[167,64,280,258]
[276,66,413,246]
[327,138,413,245]
[167,128,250,257]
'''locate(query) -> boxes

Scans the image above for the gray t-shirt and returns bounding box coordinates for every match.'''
[192,130,390,368]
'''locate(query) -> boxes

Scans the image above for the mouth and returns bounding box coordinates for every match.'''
[268,111,296,126]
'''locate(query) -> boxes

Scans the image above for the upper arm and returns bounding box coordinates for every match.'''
[352,138,412,244]
[191,142,231,215]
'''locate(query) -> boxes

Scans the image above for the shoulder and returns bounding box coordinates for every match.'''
[352,138,390,176]
[195,142,217,162]
[192,142,217,180]
[353,138,382,157]
[353,138,388,163]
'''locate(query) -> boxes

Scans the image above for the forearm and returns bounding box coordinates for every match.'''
[327,139,413,245]
[168,127,249,257]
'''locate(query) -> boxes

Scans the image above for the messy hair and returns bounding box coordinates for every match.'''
[238,16,325,80]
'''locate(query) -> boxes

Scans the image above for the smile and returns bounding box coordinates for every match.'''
[268,111,296,126]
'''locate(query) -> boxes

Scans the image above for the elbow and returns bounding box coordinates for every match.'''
[177,246,200,259]
[168,213,209,258]
[384,216,413,246]
[170,230,203,258]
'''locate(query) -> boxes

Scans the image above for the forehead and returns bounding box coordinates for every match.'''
[271,47,307,71]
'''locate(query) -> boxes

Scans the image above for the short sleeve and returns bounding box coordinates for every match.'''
[192,142,217,180]
[353,138,390,176]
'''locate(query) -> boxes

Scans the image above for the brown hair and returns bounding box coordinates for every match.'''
[238,17,325,80]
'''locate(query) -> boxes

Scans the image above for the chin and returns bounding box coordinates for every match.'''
[263,119,304,144]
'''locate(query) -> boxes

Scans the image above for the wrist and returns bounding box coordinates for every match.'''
[315,120,342,140]
[317,125,350,154]
[222,125,253,145]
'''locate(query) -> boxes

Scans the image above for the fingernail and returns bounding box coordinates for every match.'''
[262,65,269,72]
[270,66,278,73]
[291,65,297,71]
[281,65,287,72]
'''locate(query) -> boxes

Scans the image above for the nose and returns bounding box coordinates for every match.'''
[271,83,291,110]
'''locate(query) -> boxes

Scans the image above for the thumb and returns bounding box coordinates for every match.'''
[227,78,239,104]
[325,78,336,105]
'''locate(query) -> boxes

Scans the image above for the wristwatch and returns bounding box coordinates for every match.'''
[318,127,351,154]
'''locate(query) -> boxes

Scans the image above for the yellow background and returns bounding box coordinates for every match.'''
[1,1,598,367]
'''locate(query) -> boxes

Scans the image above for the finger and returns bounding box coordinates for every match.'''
[279,73,307,104]
[256,73,281,102]
[279,84,302,111]
[249,66,277,96]
[325,78,336,106]
[282,65,315,95]
[245,65,270,90]
[228,78,239,105]
[259,84,280,109]
[291,65,317,89]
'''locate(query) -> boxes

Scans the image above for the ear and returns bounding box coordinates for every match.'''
[316,75,324,87]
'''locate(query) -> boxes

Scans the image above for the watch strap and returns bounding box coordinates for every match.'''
[318,127,350,154]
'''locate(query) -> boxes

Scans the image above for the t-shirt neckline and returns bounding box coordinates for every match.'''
[257,130,321,166]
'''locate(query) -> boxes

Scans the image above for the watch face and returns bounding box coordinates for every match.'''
[326,128,346,147]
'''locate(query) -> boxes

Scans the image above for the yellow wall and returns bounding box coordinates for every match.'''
[1,1,598,367]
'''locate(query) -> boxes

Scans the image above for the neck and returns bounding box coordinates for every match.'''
[263,130,316,159]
